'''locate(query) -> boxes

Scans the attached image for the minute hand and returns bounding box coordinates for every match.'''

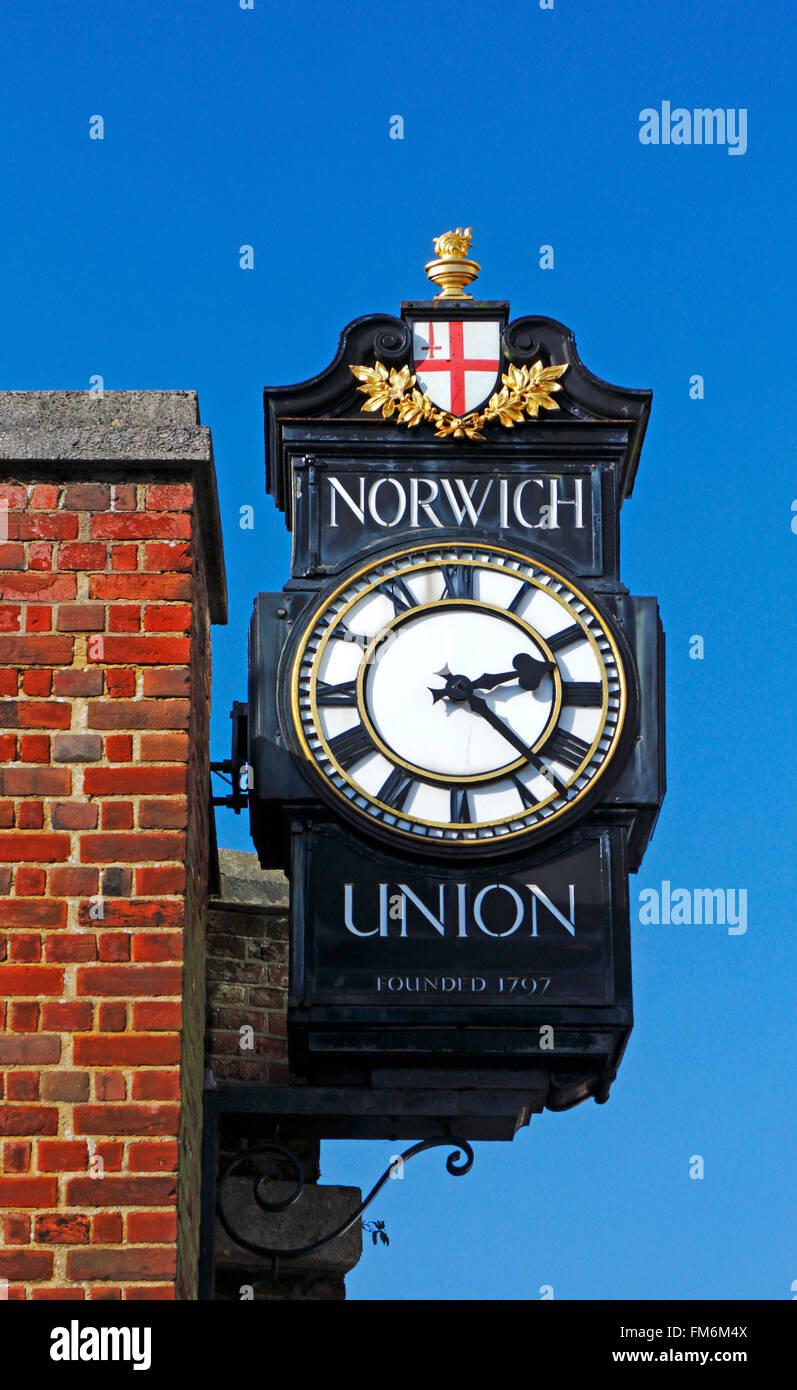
[463,692,567,792]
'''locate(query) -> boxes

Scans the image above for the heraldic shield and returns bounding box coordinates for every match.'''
[410,318,502,416]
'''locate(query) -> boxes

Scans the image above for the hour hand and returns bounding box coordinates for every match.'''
[512,652,555,692]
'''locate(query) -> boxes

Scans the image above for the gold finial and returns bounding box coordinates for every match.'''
[424,227,481,300]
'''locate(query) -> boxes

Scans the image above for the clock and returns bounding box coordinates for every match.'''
[287,541,635,853]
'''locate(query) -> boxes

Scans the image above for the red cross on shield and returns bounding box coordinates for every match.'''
[412,320,501,416]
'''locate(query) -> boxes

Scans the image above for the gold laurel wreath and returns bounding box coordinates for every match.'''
[350,359,568,440]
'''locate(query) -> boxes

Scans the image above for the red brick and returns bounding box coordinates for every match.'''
[132,1000,181,1030]
[0,1035,58,1064]
[0,571,75,600]
[87,1287,121,1300]
[101,802,134,830]
[0,542,24,568]
[146,484,193,511]
[131,1070,180,1101]
[128,1141,179,1173]
[67,1172,177,1205]
[93,1212,123,1242]
[125,1285,174,1301]
[93,514,190,541]
[19,734,49,762]
[143,542,192,572]
[75,1035,180,1066]
[73,1105,179,1138]
[14,865,46,895]
[135,865,186,896]
[0,636,73,665]
[100,800,133,828]
[112,484,137,511]
[51,802,98,830]
[95,1141,123,1169]
[144,604,192,632]
[41,1000,92,1031]
[101,866,132,897]
[0,485,27,508]
[83,769,186,797]
[28,542,53,570]
[105,668,136,697]
[89,635,190,665]
[97,1001,126,1030]
[77,900,183,930]
[90,573,191,601]
[16,702,71,728]
[0,670,17,694]
[9,1001,39,1030]
[0,734,16,762]
[2,1140,31,1171]
[97,933,129,962]
[0,898,67,929]
[53,667,103,696]
[0,966,64,994]
[104,735,133,762]
[5,1072,40,1100]
[108,604,141,633]
[80,830,185,862]
[0,604,21,631]
[41,1072,89,1102]
[0,770,70,797]
[63,483,110,510]
[56,604,105,632]
[3,1213,30,1243]
[48,865,98,896]
[25,605,52,632]
[67,1247,176,1280]
[0,1249,53,1279]
[7,933,41,962]
[142,669,189,697]
[94,1073,126,1101]
[45,935,97,963]
[0,1107,57,1137]
[76,964,182,997]
[30,485,59,508]
[110,544,137,571]
[131,935,182,965]
[21,669,53,696]
[137,798,187,829]
[37,1141,89,1173]
[0,1176,57,1207]
[13,515,78,540]
[58,543,107,570]
[0,829,69,859]
[139,733,188,762]
[16,802,44,830]
[35,1217,91,1251]
[87,700,189,731]
[0,798,14,826]
[127,1210,177,1243]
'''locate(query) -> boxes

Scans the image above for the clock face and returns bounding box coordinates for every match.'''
[289,543,631,852]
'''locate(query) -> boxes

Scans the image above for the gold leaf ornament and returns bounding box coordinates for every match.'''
[349,357,568,440]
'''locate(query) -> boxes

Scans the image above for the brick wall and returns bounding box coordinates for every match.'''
[0,391,226,1299]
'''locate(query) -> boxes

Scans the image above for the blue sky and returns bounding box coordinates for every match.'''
[1,0,794,1299]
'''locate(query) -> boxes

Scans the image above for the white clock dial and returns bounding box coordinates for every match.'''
[290,543,628,849]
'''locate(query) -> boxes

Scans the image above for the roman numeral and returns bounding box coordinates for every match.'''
[450,787,471,823]
[377,767,415,810]
[327,724,374,770]
[331,623,368,650]
[547,623,584,652]
[507,580,533,614]
[543,728,592,770]
[561,681,603,707]
[315,680,358,706]
[441,564,474,600]
[381,576,418,614]
[511,775,538,810]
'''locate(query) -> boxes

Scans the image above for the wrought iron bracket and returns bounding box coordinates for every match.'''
[216,1134,474,1285]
